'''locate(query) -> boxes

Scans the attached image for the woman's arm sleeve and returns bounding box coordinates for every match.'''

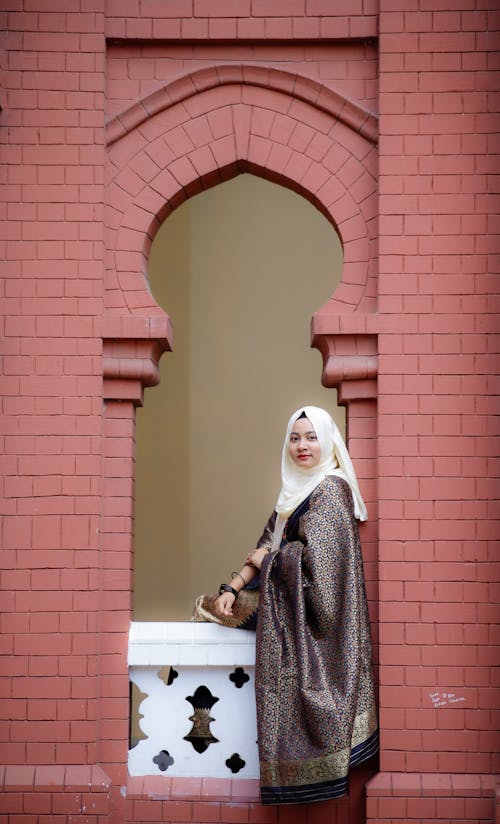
[256,511,277,550]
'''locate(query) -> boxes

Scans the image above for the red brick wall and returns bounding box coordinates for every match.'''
[376,0,499,790]
[370,1,499,820]
[1,0,107,785]
[1,0,498,822]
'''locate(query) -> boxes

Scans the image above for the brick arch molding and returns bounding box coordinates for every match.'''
[104,63,378,347]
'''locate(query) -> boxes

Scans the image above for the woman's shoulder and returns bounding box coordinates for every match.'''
[311,474,353,507]
[320,474,351,492]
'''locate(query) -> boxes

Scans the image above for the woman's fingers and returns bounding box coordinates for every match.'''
[215,593,234,616]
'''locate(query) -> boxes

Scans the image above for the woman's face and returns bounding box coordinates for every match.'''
[288,417,322,469]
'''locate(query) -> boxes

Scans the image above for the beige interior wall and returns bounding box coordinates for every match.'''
[134,173,344,620]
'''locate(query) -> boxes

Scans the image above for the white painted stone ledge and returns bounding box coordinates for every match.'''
[128,620,256,666]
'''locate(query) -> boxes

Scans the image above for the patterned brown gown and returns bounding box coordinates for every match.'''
[192,474,377,803]
[255,475,378,804]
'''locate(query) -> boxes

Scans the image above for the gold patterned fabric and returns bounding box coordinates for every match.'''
[256,475,378,805]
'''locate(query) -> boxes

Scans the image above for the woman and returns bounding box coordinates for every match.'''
[194,405,378,804]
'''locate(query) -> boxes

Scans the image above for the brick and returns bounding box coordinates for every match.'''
[1,5,499,814]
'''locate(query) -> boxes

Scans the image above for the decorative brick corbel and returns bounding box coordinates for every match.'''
[101,310,173,406]
[103,338,171,406]
[311,332,378,404]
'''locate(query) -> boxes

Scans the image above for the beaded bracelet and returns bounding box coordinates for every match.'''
[219,584,238,599]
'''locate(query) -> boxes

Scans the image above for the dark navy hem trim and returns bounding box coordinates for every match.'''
[261,775,348,805]
[350,728,379,768]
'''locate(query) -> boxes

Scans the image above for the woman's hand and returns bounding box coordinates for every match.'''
[215,591,236,617]
[245,547,269,570]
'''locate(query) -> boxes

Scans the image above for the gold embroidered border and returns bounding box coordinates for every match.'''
[260,701,377,788]
[351,704,378,749]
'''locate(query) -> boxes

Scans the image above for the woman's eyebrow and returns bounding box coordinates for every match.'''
[290,429,316,436]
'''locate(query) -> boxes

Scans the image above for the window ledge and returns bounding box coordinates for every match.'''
[128,621,256,666]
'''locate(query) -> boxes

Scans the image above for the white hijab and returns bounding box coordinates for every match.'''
[271,405,367,552]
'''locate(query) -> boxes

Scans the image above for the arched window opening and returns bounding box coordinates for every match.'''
[134,173,344,620]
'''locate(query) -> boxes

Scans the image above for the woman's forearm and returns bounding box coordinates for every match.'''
[229,563,257,592]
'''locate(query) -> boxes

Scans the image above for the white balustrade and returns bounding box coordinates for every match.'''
[128,622,258,778]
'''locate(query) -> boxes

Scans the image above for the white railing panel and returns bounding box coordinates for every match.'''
[128,622,258,778]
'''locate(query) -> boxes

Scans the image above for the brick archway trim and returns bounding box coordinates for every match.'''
[104,65,379,398]
[106,84,377,308]
[105,63,378,149]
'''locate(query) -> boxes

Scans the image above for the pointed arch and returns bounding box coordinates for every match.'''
[104,64,378,337]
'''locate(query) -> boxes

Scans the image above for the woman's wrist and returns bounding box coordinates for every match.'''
[219,584,238,599]
[230,564,258,590]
